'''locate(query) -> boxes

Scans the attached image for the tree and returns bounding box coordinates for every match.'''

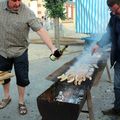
[44,0,67,49]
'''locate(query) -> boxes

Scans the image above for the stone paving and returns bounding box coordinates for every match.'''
[0,27,119,120]
[0,43,119,120]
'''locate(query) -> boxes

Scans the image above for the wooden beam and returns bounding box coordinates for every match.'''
[46,58,76,81]
[86,90,95,120]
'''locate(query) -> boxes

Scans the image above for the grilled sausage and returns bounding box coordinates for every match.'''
[67,74,75,83]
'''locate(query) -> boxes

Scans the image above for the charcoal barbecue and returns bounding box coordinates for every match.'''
[37,51,110,120]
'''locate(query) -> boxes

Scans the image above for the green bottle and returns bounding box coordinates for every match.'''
[49,45,68,61]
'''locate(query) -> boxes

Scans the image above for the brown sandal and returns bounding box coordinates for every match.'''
[0,97,11,109]
[18,103,27,115]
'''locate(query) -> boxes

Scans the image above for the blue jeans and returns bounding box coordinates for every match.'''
[114,62,120,109]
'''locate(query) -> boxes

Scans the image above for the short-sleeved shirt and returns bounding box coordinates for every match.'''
[0,1,42,58]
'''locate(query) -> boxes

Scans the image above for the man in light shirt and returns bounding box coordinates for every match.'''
[0,0,61,115]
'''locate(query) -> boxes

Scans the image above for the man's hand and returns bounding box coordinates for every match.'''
[53,49,62,58]
[92,44,100,55]
[49,49,62,61]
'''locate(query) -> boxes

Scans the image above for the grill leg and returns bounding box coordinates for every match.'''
[106,63,112,83]
[86,90,95,120]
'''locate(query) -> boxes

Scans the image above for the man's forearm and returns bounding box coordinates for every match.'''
[97,31,111,47]
[37,28,57,53]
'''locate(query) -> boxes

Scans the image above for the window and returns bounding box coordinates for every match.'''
[37,4,41,7]
[38,11,41,14]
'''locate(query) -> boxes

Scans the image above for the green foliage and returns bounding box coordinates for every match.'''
[44,0,67,20]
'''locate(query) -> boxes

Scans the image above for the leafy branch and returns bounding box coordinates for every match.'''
[44,0,67,20]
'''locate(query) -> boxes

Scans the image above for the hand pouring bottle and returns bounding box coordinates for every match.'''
[49,45,68,61]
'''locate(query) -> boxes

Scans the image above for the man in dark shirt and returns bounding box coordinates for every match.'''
[92,0,120,116]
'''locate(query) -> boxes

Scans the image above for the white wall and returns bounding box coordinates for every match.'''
[30,1,38,17]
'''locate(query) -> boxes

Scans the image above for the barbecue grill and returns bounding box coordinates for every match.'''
[37,51,110,120]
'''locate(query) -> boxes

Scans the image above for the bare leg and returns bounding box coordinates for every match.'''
[3,82,10,99]
[17,85,27,115]
[17,85,25,104]
[0,82,11,109]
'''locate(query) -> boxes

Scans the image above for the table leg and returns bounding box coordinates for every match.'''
[106,63,112,83]
[86,90,95,120]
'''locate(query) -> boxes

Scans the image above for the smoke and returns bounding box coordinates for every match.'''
[66,33,111,74]
[66,52,101,74]
[65,29,111,75]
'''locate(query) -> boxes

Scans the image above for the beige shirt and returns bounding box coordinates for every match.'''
[0,1,42,58]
